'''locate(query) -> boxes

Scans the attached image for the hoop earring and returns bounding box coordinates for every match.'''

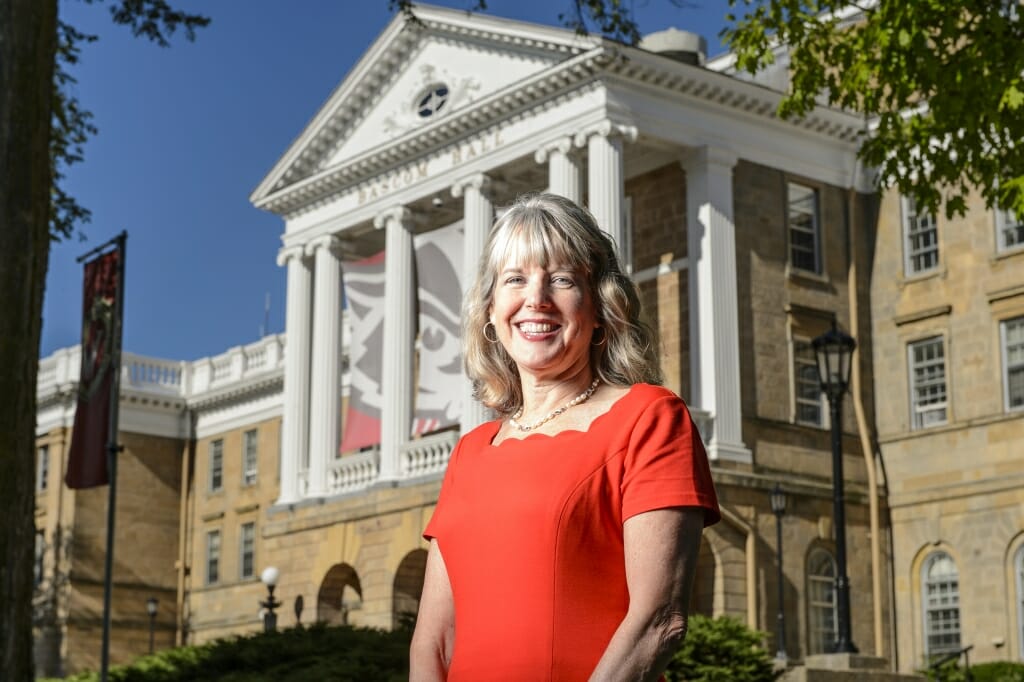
[484,321,499,343]
[591,327,607,347]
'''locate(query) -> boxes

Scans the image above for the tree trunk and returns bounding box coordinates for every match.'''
[0,0,58,678]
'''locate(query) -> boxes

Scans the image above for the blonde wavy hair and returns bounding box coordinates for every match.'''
[463,193,662,415]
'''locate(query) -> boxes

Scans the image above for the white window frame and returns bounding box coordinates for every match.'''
[1015,545,1024,659]
[239,522,256,580]
[908,337,948,429]
[242,429,258,487]
[921,551,961,658]
[996,207,1024,253]
[793,337,826,427]
[206,530,221,585]
[902,196,940,275]
[787,182,821,274]
[209,439,223,492]
[806,547,837,655]
[36,444,49,492]
[1003,317,1024,412]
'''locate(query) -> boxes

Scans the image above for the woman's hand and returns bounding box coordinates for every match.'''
[589,507,705,682]
[410,539,455,681]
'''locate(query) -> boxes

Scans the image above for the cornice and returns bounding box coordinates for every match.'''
[188,372,284,412]
[257,39,865,219]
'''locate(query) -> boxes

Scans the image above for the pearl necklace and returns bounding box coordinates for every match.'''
[508,378,601,432]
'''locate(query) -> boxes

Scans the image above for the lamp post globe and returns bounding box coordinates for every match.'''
[812,320,858,654]
[260,566,282,633]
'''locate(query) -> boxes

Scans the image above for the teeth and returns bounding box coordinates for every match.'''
[519,322,555,333]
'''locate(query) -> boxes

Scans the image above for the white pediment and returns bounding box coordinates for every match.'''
[252,5,594,208]
[323,38,559,167]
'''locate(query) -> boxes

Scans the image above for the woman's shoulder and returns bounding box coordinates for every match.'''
[620,382,685,407]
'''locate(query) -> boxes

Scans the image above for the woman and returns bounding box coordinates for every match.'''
[410,193,720,681]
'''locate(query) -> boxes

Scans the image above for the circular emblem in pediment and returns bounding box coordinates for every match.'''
[415,83,449,119]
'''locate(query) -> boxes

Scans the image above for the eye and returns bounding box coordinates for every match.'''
[551,274,576,287]
[504,275,525,285]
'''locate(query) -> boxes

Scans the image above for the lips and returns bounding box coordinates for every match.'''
[517,321,558,333]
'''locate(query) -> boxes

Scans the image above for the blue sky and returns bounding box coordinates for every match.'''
[43,0,734,362]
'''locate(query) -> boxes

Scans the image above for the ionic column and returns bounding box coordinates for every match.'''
[275,245,313,505]
[452,173,494,433]
[534,137,581,203]
[681,145,751,463]
[576,122,637,253]
[373,207,416,480]
[305,234,344,497]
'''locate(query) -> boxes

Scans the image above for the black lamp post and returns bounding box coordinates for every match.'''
[769,483,788,662]
[260,566,282,633]
[812,320,858,654]
[145,597,158,655]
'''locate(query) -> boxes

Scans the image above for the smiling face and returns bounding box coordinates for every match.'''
[488,250,599,383]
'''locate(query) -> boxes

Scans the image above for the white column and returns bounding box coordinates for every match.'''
[682,145,751,463]
[305,234,344,497]
[534,137,581,203]
[373,207,416,481]
[577,122,637,255]
[275,245,313,505]
[452,173,493,433]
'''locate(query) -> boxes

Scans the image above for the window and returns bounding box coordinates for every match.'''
[34,530,45,587]
[903,196,939,274]
[239,522,256,579]
[36,445,49,492]
[922,551,961,657]
[794,339,824,426]
[209,439,223,491]
[206,530,221,585]
[1004,317,1024,411]
[909,337,948,429]
[242,429,258,486]
[788,182,821,274]
[997,207,1024,252]
[807,548,837,655]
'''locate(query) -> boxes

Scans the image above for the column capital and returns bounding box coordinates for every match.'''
[275,244,307,267]
[304,233,344,258]
[573,121,638,149]
[533,136,575,164]
[450,172,492,199]
[373,205,415,230]
[680,144,739,173]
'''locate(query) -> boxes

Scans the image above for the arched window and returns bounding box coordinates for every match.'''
[1015,546,1024,659]
[807,547,837,654]
[922,551,961,657]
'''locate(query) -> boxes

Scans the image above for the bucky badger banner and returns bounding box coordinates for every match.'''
[339,222,464,453]
[412,221,464,435]
[340,252,386,453]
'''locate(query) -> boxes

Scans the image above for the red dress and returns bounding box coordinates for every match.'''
[424,384,720,681]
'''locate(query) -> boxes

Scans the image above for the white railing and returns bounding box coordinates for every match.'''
[328,449,380,495]
[399,430,459,479]
[122,354,183,394]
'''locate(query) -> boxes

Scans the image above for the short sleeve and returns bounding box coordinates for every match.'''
[423,436,464,542]
[621,394,720,526]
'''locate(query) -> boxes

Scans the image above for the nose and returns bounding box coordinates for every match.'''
[524,277,551,309]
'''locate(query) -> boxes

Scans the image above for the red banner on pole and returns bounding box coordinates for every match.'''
[66,248,121,489]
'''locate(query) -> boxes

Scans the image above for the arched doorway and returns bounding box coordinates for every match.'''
[318,563,362,626]
[393,549,428,629]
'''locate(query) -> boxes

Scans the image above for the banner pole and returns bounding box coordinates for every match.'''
[99,231,127,682]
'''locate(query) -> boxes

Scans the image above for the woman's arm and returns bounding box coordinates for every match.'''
[410,539,456,681]
[589,507,705,682]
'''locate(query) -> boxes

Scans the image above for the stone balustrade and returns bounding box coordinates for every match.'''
[399,430,459,479]
[328,449,381,495]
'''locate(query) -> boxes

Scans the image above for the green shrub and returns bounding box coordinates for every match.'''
[920,660,1024,682]
[40,623,411,682]
[665,615,782,682]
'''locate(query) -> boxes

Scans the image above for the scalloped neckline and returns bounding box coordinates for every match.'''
[487,383,641,448]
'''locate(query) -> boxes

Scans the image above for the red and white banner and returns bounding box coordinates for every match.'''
[66,248,122,489]
[340,251,386,453]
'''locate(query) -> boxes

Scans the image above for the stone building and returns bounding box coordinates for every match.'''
[37,3,1007,675]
